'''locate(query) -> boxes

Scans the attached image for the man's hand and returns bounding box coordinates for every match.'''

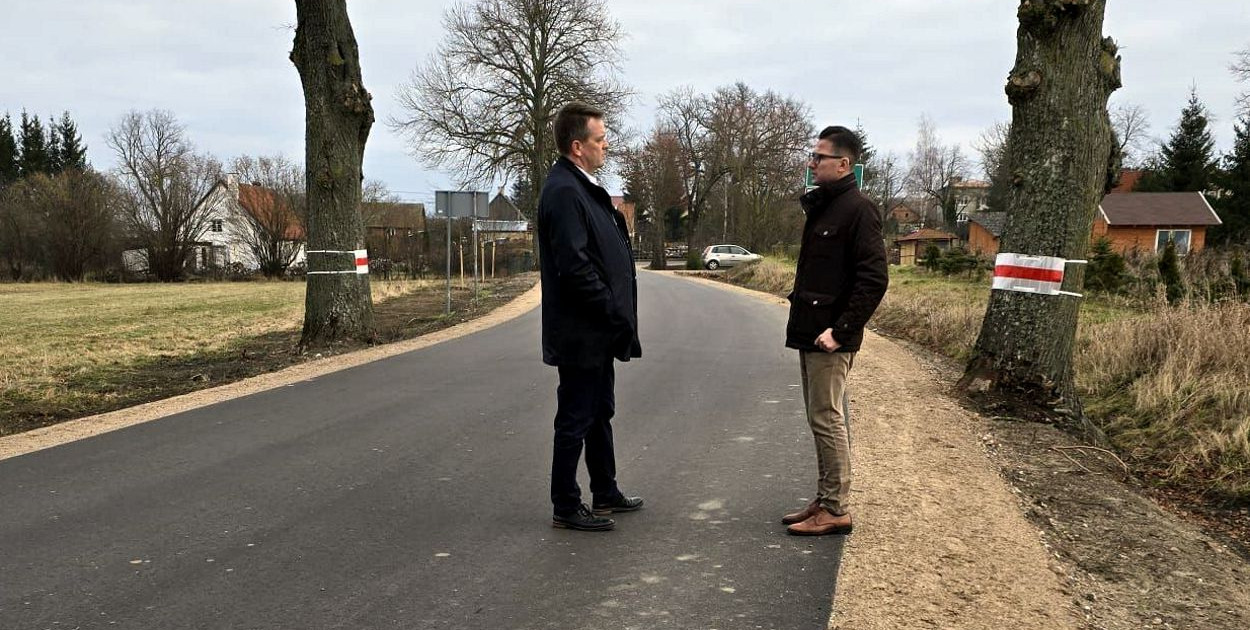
[815,328,840,353]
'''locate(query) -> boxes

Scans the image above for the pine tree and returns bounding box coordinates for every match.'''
[1085,237,1126,293]
[53,111,87,171]
[0,113,18,186]
[45,118,63,174]
[854,121,874,167]
[509,178,533,218]
[1210,113,1250,245]
[17,111,49,177]
[1158,238,1185,304]
[1138,88,1218,192]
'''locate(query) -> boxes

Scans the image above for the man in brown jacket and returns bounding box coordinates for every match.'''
[782,125,888,536]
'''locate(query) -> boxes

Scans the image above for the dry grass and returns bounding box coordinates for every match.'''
[719,259,1250,502]
[0,278,437,434]
[1078,302,1250,499]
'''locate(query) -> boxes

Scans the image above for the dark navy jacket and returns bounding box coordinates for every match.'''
[537,157,642,367]
[786,173,889,353]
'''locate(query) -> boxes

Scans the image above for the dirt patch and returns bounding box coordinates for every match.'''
[0,274,538,460]
[671,273,1250,629]
[908,345,1250,630]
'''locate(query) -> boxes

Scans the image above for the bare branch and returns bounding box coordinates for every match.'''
[389,0,632,210]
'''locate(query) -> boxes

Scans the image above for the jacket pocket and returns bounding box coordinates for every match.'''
[789,290,838,338]
[796,290,838,308]
[809,225,842,259]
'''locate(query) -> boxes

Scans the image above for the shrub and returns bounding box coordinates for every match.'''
[1157,240,1185,304]
[920,244,942,272]
[685,251,702,270]
[1085,237,1127,294]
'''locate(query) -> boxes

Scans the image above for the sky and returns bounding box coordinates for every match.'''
[2,0,1247,205]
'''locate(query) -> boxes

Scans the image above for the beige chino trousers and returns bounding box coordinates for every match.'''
[799,350,855,515]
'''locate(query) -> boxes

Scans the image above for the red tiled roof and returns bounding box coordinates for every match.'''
[1098,192,1221,227]
[238,184,305,240]
[363,202,426,229]
[895,228,958,242]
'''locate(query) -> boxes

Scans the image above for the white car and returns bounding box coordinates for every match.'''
[700,244,762,270]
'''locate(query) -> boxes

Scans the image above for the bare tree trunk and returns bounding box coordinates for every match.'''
[959,0,1121,425]
[291,0,375,348]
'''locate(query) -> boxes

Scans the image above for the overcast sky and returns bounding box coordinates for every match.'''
[3,1,1247,204]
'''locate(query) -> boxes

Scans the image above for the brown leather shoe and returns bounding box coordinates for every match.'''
[781,500,821,525]
[786,509,853,536]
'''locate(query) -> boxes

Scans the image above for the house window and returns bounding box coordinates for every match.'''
[1155,229,1191,254]
[211,219,224,233]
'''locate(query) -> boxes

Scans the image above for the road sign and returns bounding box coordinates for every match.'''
[434,190,489,218]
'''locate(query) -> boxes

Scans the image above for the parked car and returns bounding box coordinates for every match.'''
[700,244,762,270]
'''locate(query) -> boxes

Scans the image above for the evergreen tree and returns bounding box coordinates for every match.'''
[1209,113,1250,245]
[1157,239,1185,304]
[45,119,63,174]
[52,112,87,172]
[1138,88,1218,192]
[1231,252,1250,299]
[509,178,533,219]
[17,111,49,177]
[0,113,18,186]
[1085,237,1126,293]
[854,121,874,167]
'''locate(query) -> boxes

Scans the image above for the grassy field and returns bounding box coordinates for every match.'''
[0,276,536,436]
[720,258,1250,503]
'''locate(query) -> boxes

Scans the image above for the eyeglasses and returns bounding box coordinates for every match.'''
[810,152,848,164]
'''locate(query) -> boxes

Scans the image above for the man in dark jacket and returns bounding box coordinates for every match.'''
[537,101,643,532]
[781,125,888,536]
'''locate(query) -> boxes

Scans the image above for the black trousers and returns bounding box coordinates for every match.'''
[551,358,621,515]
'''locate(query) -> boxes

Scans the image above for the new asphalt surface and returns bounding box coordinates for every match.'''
[1,271,845,629]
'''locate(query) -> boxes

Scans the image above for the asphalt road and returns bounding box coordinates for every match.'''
[1,271,845,630]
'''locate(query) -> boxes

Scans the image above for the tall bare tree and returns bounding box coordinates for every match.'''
[959,0,1121,426]
[863,150,907,228]
[975,121,1013,212]
[655,88,727,251]
[230,154,307,278]
[1110,102,1151,168]
[1233,45,1250,115]
[707,83,811,251]
[620,129,685,269]
[291,0,375,348]
[390,0,630,217]
[36,170,118,282]
[107,110,220,282]
[906,114,969,228]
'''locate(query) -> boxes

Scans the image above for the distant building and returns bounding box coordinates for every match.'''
[946,176,991,223]
[966,192,1222,258]
[1095,192,1222,255]
[124,174,307,274]
[362,201,427,265]
[488,187,526,221]
[895,228,959,266]
[966,212,1006,258]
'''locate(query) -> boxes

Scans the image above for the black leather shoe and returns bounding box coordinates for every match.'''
[553,504,615,531]
[592,495,644,514]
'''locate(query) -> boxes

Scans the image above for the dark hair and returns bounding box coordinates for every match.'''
[554,101,605,155]
[818,125,863,163]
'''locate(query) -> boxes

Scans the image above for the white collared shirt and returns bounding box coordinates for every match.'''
[576,165,601,188]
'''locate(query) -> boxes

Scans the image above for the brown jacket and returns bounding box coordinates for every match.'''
[786,173,889,353]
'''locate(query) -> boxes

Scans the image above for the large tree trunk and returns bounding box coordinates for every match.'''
[959,0,1121,424]
[291,0,375,348]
